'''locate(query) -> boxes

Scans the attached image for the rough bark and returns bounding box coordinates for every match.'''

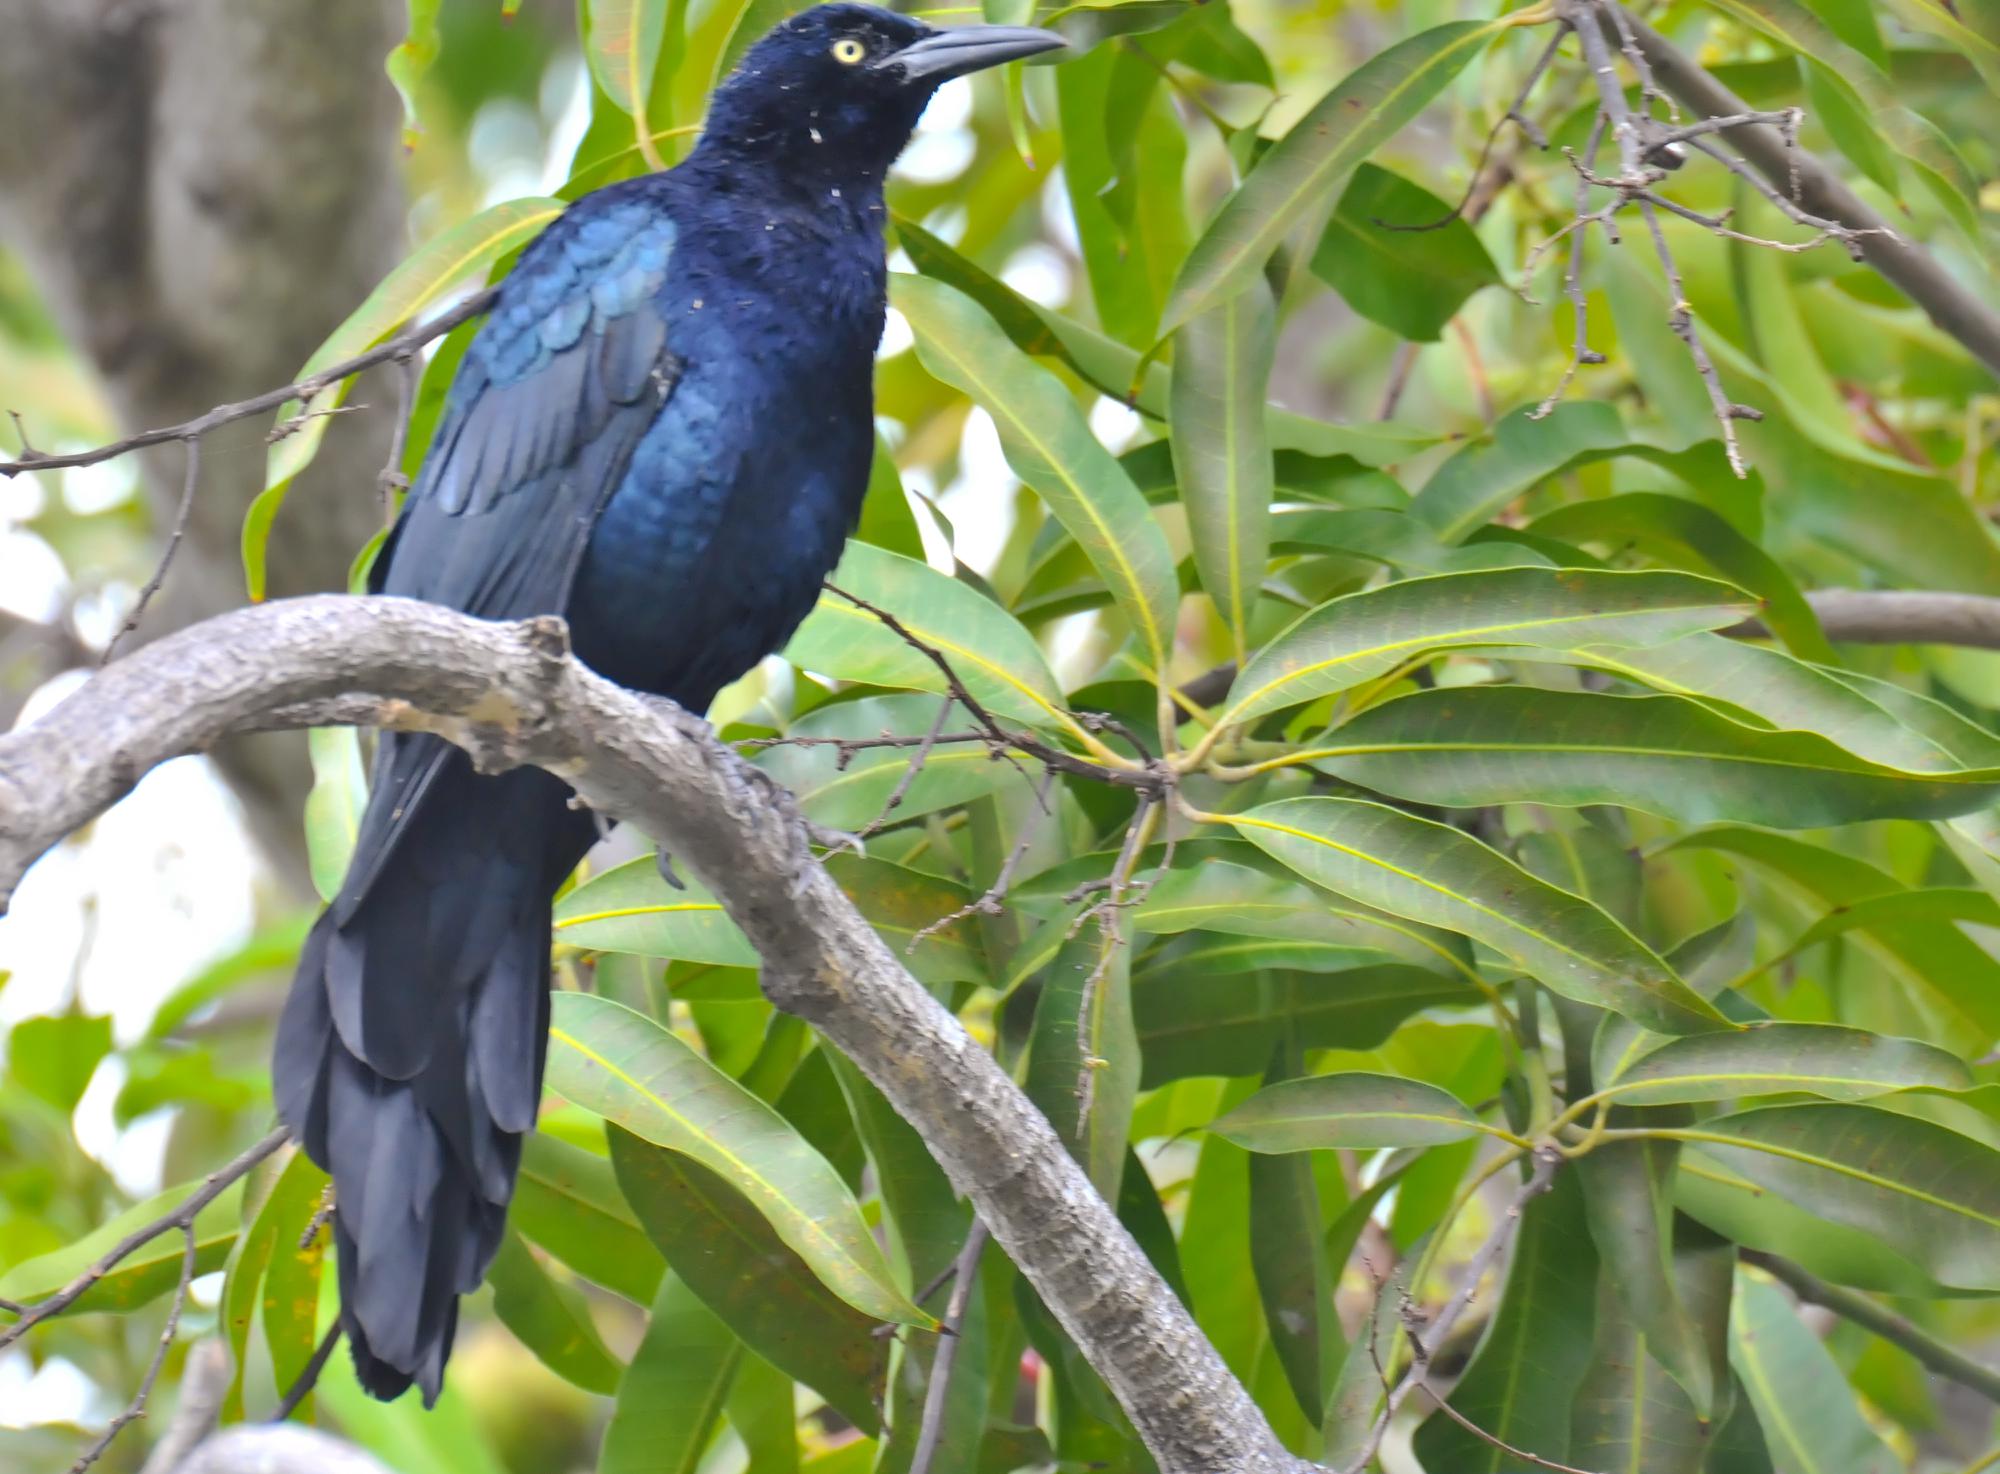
[0,0,408,889]
[0,595,1315,1474]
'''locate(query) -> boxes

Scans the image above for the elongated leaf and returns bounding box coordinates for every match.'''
[785,540,1070,731]
[9,1012,111,1113]
[599,1274,740,1474]
[0,1178,243,1315]
[609,1128,887,1430]
[1246,1042,1332,1426]
[303,727,366,904]
[488,1230,624,1394]
[262,1156,329,1417]
[245,196,562,597]
[1878,0,2000,89]
[1412,1171,1598,1472]
[385,0,443,149]
[1171,279,1276,660]
[1579,1140,1713,1415]
[1136,964,1477,1087]
[1024,929,1137,1198]
[1231,797,1726,1034]
[1601,1023,1970,1106]
[545,993,918,1323]
[1695,1102,2000,1291]
[1729,1274,1899,1474]
[556,853,983,989]
[894,274,1178,672]
[1310,686,2000,827]
[1218,567,1747,727]
[1161,17,1510,333]
[1411,401,1631,542]
[587,0,669,122]
[1214,1070,1486,1151]
[1567,1251,1721,1474]
[514,1132,665,1305]
[1312,164,1499,342]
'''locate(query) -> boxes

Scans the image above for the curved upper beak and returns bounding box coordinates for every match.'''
[879,24,1068,82]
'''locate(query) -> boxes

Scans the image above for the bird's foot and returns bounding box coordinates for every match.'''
[808,822,866,860]
[655,848,687,891]
[567,793,615,844]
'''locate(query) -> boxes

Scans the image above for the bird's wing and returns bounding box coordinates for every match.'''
[337,191,679,921]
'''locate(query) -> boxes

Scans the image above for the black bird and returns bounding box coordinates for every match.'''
[273,4,1063,1404]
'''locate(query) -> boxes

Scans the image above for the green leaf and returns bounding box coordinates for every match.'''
[8,1012,112,1113]
[713,0,794,90]
[1578,1141,1714,1415]
[1042,0,1192,49]
[1878,0,2000,89]
[0,1178,243,1314]
[1171,279,1276,662]
[1217,566,1748,727]
[1246,1042,1333,1425]
[1311,164,1499,342]
[894,274,1179,674]
[1599,1023,1970,1106]
[222,1147,323,1419]
[1693,1103,2000,1292]
[727,1352,801,1474]
[1023,928,1137,1199]
[555,853,984,990]
[544,993,918,1324]
[1308,686,2000,827]
[245,196,562,598]
[598,1274,740,1474]
[785,540,1072,731]
[1566,1247,1724,1474]
[1411,402,1632,542]
[1161,17,1510,334]
[1134,963,1476,1086]
[514,1132,665,1305]
[384,0,443,149]
[304,726,366,905]
[488,1229,625,1394]
[1412,1171,1599,1472]
[586,0,670,123]
[1230,797,1727,1034]
[1213,1070,1488,1151]
[262,1156,328,1417]
[608,1128,887,1431]
[1526,493,1830,661]
[1729,1274,1899,1474]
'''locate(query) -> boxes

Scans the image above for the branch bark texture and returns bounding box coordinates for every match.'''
[0,596,1310,1474]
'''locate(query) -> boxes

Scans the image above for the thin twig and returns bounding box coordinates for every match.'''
[102,437,200,664]
[0,1127,290,1351]
[907,769,1059,952]
[1074,798,1157,1121]
[68,1225,198,1473]
[908,1220,990,1474]
[271,1322,345,1422]
[0,289,496,478]
[378,351,421,525]
[861,695,954,837]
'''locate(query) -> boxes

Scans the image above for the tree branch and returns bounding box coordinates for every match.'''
[1610,4,2000,381]
[0,596,1310,1474]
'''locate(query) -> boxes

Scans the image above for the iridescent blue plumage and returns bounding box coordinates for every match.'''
[272,2,1064,1405]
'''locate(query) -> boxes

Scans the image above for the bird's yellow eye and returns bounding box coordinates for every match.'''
[831,37,866,64]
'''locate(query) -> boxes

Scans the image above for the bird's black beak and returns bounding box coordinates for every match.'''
[879,24,1068,82]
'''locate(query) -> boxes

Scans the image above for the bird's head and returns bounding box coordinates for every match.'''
[699,3,1065,187]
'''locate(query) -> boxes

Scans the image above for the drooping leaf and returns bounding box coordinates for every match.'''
[1729,1274,1900,1474]
[1214,1070,1488,1151]
[0,1177,243,1315]
[1171,278,1276,662]
[586,0,670,127]
[487,1229,625,1394]
[544,993,918,1323]
[1023,927,1137,1199]
[1410,402,1632,543]
[1311,163,1499,342]
[1161,17,1512,333]
[1598,1023,1970,1106]
[785,540,1073,732]
[303,726,367,905]
[8,1011,113,1113]
[1308,686,2000,828]
[598,1274,740,1474]
[894,274,1179,675]
[245,197,563,598]
[384,0,443,150]
[609,1128,888,1431]
[1217,566,1748,727]
[1230,797,1727,1034]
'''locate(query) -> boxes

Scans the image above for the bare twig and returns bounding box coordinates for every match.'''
[378,351,421,525]
[1416,1384,1603,1474]
[0,289,495,479]
[861,695,954,836]
[68,1224,198,1473]
[909,1220,991,1474]
[271,1322,345,1422]
[907,769,1059,952]
[0,1128,290,1351]
[102,437,199,664]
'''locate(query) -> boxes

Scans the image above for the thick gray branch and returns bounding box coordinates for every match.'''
[1614,5,2000,381]
[0,596,1310,1474]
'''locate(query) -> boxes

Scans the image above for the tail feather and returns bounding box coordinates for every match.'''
[275,736,596,1404]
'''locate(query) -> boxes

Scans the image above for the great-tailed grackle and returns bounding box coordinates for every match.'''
[273,5,1064,1403]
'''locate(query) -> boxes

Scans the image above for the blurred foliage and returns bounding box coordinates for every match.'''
[5,0,2000,1471]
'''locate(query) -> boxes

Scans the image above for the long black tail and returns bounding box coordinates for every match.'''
[274,733,597,1403]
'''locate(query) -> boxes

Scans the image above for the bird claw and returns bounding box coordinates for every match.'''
[808,822,866,860]
[655,848,687,891]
